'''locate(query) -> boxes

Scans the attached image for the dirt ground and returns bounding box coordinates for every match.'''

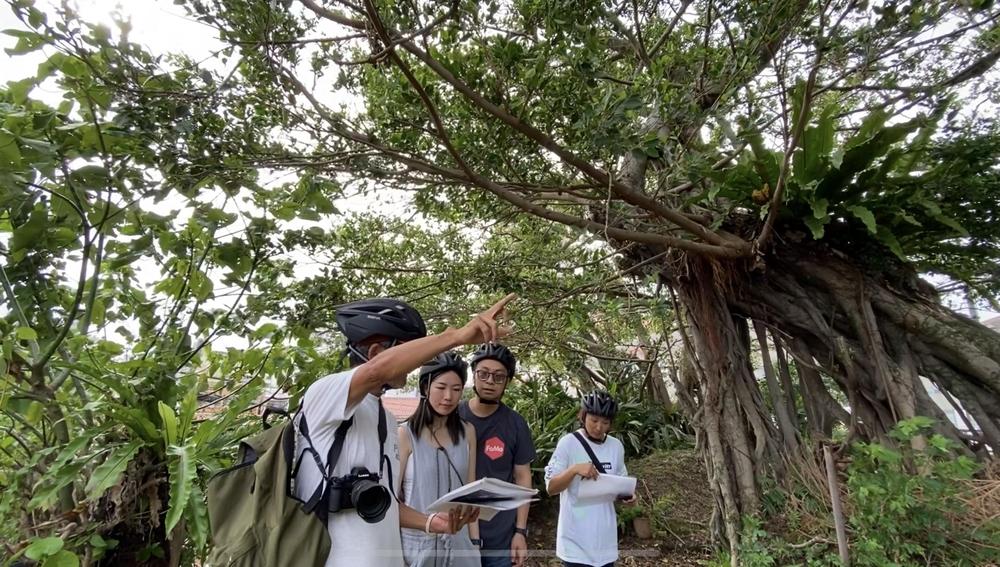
[524,449,715,566]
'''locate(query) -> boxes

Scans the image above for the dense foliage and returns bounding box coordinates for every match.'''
[4,0,1000,564]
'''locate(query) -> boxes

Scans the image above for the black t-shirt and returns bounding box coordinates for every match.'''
[458,401,535,551]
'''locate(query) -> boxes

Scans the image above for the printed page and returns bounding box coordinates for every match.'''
[576,474,637,504]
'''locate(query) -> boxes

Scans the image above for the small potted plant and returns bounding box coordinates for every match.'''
[617,501,652,539]
[632,510,654,540]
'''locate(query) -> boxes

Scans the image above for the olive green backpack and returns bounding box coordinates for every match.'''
[206,411,329,567]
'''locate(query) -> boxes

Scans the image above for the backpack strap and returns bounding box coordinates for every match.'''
[297,413,354,518]
[572,431,606,472]
[262,405,289,430]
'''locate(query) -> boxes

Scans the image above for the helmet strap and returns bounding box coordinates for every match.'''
[347,343,370,363]
[473,385,500,405]
[347,339,398,365]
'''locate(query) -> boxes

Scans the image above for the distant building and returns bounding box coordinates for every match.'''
[382,397,420,423]
[195,391,421,424]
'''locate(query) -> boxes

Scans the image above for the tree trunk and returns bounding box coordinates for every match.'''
[656,238,1000,561]
[672,256,782,562]
[754,320,800,451]
[773,337,801,431]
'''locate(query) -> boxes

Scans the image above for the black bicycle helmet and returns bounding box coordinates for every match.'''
[470,343,516,377]
[335,298,427,345]
[581,390,618,419]
[418,351,469,395]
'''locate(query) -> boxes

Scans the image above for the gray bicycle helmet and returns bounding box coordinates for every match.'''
[418,351,469,395]
[470,343,516,377]
[581,390,618,419]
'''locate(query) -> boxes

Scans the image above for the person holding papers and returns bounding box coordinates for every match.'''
[544,391,636,567]
[459,344,535,567]
[399,352,481,566]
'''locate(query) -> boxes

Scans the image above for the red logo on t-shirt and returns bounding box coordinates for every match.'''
[484,436,505,461]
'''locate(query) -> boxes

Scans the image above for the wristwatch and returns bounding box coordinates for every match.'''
[513,527,528,537]
[470,538,483,547]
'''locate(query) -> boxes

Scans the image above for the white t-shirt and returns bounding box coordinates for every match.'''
[293,369,404,567]
[544,430,627,566]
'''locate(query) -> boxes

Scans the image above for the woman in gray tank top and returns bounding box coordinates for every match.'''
[399,352,481,566]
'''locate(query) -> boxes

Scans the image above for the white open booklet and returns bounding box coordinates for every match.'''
[426,477,538,521]
[576,473,637,505]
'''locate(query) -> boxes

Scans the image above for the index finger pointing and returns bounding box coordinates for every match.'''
[485,292,517,317]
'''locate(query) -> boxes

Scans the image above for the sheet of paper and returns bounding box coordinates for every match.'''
[426,477,538,522]
[576,474,637,504]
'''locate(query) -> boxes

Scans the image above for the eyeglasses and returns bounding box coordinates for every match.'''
[473,369,508,384]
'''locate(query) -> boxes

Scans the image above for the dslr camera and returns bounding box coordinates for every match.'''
[328,466,391,523]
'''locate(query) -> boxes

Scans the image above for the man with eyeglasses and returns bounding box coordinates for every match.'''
[458,343,535,567]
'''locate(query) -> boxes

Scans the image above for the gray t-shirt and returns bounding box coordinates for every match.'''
[457,401,535,552]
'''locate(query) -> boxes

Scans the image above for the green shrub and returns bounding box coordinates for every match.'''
[846,417,996,566]
[714,418,999,567]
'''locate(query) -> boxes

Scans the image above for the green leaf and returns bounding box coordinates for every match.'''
[29,461,86,509]
[178,376,199,441]
[112,408,160,442]
[9,77,36,104]
[11,207,46,253]
[0,131,24,169]
[252,323,279,340]
[877,227,906,260]
[789,79,810,134]
[186,482,210,550]
[68,164,110,191]
[273,203,298,221]
[795,104,837,184]
[849,205,878,234]
[158,400,178,447]
[215,241,250,274]
[847,108,889,150]
[804,215,827,239]
[51,425,111,469]
[817,119,920,200]
[25,537,64,560]
[16,326,38,340]
[90,297,106,326]
[3,29,47,55]
[85,441,143,501]
[920,203,968,236]
[165,444,197,535]
[190,269,213,301]
[810,198,829,220]
[42,550,80,567]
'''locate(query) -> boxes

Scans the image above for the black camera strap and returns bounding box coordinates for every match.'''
[298,399,398,518]
[377,398,398,501]
[572,430,606,472]
[298,414,354,517]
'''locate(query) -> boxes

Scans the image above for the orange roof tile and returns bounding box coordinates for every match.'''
[382,397,421,422]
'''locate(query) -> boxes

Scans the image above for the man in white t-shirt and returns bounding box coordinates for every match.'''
[294,294,515,567]
[544,391,635,567]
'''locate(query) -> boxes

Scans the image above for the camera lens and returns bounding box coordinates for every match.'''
[348,467,390,523]
[351,478,390,523]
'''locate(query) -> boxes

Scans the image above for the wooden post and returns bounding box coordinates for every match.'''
[824,445,850,566]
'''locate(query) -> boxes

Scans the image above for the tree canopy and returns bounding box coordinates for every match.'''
[3,0,1000,564]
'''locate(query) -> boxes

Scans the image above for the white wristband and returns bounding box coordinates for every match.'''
[425,513,438,534]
